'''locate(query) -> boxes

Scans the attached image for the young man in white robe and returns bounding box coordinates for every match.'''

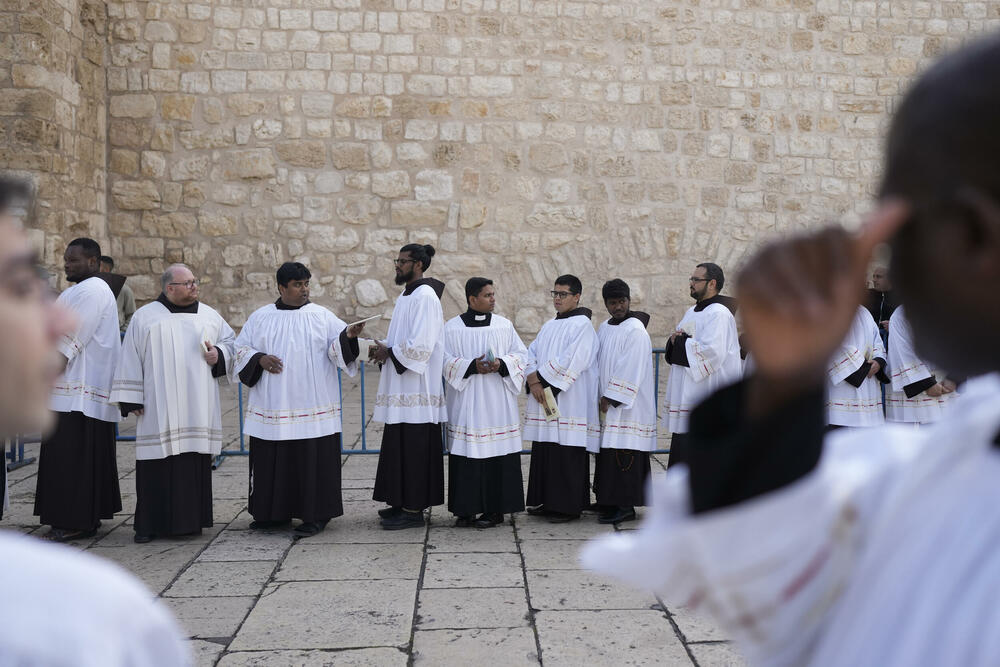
[34,238,122,542]
[443,277,528,528]
[886,305,957,424]
[662,262,742,468]
[594,279,657,525]
[523,274,600,523]
[0,176,191,666]
[584,37,1000,666]
[110,263,235,544]
[370,244,447,530]
[826,306,887,428]
[235,262,364,538]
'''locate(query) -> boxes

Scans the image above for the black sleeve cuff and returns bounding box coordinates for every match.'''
[339,329,360,364]
[463,360,478,378]
[119,402,143,418]
[903,375,937,398]
[687,378,825,514]
[668,334,690,367]
[498,359,509,377]
[239,352,266,387]
[387,348,406,375]
[843,361,871,388]
[211,346,227,378]
[536,370,561,398]
[873,357,890,385]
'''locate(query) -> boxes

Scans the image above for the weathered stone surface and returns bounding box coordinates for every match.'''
[112,181,160,210]
[217,649,407,667]
[164,561,275,598]
[355,278,388,306]
[330,143,370,171]
[337,195,382,226]
[414,170,453,201]
[534,610,690,666]
[391,202,447,227]
[276,543,423,581]
[416,588,529,630]
[528,143,569,174]
[372,171,410,198]
[224,150,276,179]
[276,141,327,168]
[199,211,239,236]
[307,225,359,251]
[163,597,255,639]
[412,629,538,665]
[525,569,652,611]
[169,155,210,181]
[161,94,196,121]
[109,94,156,118]
[422,553,523,588]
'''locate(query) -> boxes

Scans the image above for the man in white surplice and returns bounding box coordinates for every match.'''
[523,274,599,523]
[886,305,957,424]
[34,238,122,542]
[826,306,887,427]
[594,279,657,526]
[443,277,528,529]
[110,263,235,544]
[662,262,742,467]
[234,262,364,538]
[370,243,447,530]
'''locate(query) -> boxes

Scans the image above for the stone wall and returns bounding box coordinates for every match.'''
[11,1,1000,337]
[0,0,108,279]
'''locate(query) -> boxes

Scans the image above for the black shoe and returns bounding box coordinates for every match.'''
[378,506,402,519]
[474,513,503,529]
[585,502,613,515]
[526,505,548,516]
[381,511,425,530]
[45,526,98,543]
[133,533,155,544]
[249,519,290,530]
[598,507,637,525]
[293,520,328,538]
[547,512,580,524]
[454,515,476,528]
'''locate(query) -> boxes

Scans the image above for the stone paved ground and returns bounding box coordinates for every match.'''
[3,366,745,666]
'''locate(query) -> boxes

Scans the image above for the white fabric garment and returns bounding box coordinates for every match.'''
[597,317,658,452]
[234,303,358,441]
[662,301,742,433]
[50,277,121,423]
[109,301,235,460]
[443,313,528,459]
[886,306,956,424]
[373,284,447,425]
[523,311,600,451]
[0,531,190,666]
[583,373,1000,667]
[826,306,885,427]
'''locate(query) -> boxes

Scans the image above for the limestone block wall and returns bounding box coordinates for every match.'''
[0,0,108,278]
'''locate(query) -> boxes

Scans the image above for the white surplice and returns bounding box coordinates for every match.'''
[662,301,742,433]
[523,310,600,452]
[886,306,956,424]
[597,316,658,452]
[442,313,528,458]
[234,303,358,441]
[826,306,885,427]
[373,283,447,425]
[109,301,235,460]
[50,276,121,423]
[584,373,1000,667]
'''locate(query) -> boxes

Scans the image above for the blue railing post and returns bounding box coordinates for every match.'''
[360,360,367,452]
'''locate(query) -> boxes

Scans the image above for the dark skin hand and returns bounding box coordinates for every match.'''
[738,201,910,418]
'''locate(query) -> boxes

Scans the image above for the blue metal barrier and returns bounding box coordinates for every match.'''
[5,438,36,472]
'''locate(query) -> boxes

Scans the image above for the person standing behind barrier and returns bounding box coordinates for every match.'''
[370,244,447,530]
[0,175,191,666]
[662,263,742,468]
[594,279,657,526]
[234,262,365,538]
[110,264,235,544]
[523,274,600,523]
[443,277,528,529]
[99,255,136,333]
[886,305,956,425]
[34,237,122,542]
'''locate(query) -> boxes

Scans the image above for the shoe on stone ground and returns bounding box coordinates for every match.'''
[454,515,476,528]
[378,506,402,519]
[381,511,425,530]
[45,526,98,543]
[474,513,504,529]
[598,507,637,525]
[547,512,580,524]
[526,505,548,516]
[585,502,614,515]
[293,520,328,538]
[133,533,156,544]
[249,519,290,530]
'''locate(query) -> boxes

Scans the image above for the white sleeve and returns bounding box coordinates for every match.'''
[109,317,144,406]
[888,313,933,392]
[326,312,359,378]
[442,326,475,392]
[233,312,261,376]
[215,315,237,384]
[538,322,598,392]
[602,327,651,409]
[499,327,529,396]
[683,308,736,383]
[56,283,110,363]
[392,292,444,376]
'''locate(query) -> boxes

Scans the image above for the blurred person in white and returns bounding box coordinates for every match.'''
[0,175,190,666]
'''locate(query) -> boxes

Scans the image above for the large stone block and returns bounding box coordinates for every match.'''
[391,201,448,227]
[112,180,161,210]
[109,94,156,118]
[414,170,453,201]
[307,226,360,252]
[169,155,210,181]
[371,171,410,198]
[528,143,568,174]
[199,211,239,236]
[276,141,327,168]
[336,195,381,225]
[225,149,277,179]
[330,143,370,170]
[125,237,165,258]
[355,278,388,306]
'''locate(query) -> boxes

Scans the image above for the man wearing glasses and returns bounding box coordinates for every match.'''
[523,274,600,523]
[662,263,742,468]
[111,263,235,543]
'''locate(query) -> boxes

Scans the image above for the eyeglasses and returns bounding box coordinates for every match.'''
[550,290,577,299]
[689,277,709,283]
[393,259,415,266]
[168,280,199,288]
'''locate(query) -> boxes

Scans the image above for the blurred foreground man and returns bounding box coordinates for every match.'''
[585,37,1000,666]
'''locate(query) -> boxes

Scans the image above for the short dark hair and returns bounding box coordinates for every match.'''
[99,255,114,269]
[400,243,436,271]
[697,262,725,293]
[465,277,493,301]
[276,261,311,287]
[0,176,31,215]
[602,278,630,301]
[68,238,102,260]
[554,274,582,295]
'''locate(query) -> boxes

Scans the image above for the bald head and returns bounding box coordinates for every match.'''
[162,263,199,306]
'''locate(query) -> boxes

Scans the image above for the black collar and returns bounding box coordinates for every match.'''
[460,308,492,327]
[556,307,592,320]
[275,298,309,311]
[609,310,650,328]
[403,277,445,298]
[694,294,737,314]
[157,292,199,314]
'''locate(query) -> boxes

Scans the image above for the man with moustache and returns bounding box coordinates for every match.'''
[370,244,447,530]
[34,237,122,542]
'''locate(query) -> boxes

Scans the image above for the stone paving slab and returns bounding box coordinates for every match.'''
[520,539,588,570]
[164,561,277,598]
[303,508,427,545]
[190,640,226,667]
[230,579,417,651]
[535,610,692,666]
[412,628,540,665]
[689,642,749,667]
[526,569,656,611]
[422,552,524,588]
[416,587,530,629]
[426,522,518,552]
[515,515,617,540]
[671,607,731,643]
[88,543,206,594]
[276,542,423,581]
[163,596,257,639]
[217,648,408,666]
[197,529,294,562]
